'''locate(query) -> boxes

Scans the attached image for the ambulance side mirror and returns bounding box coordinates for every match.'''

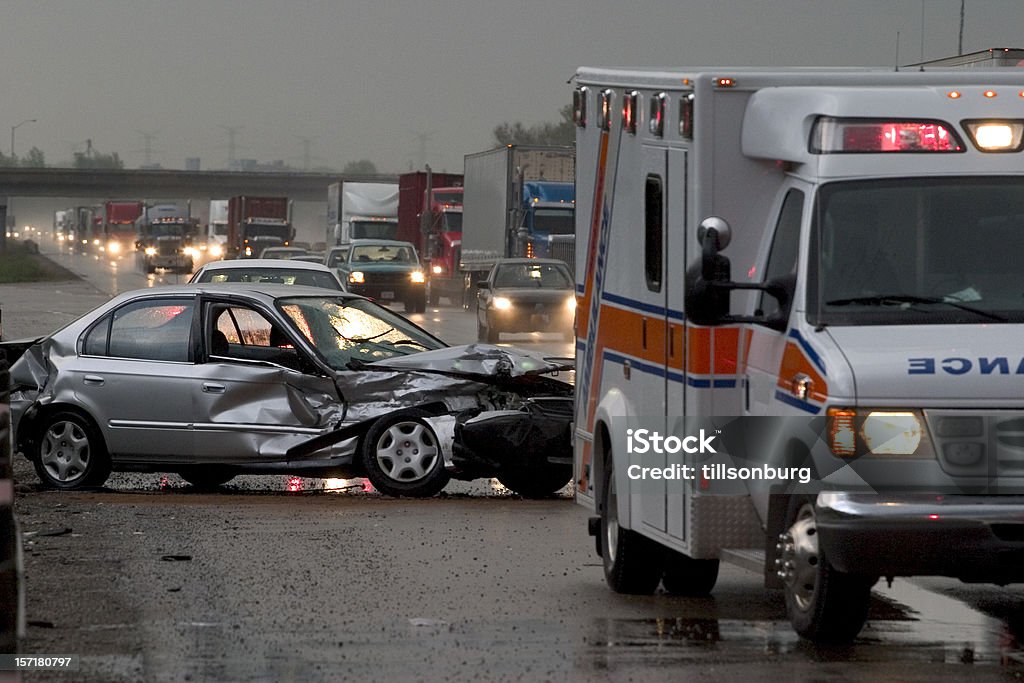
[697,217,732,282]
[686,218,734,324]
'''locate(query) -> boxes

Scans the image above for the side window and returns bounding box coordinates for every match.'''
[759,189,805,319]
[82,314,111,356]
[215,307,274,346]
[107,299,195,361]
[644,175,663,292]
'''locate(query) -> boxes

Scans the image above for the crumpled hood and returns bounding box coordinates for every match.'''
[364,343,572,381]
[826,324,1024,405]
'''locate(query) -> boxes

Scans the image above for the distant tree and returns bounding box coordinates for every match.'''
[20,147,45,167]
[493,105,575,147]
[342,159,378,175]
[73,151,124,169]
[0,152,17,168]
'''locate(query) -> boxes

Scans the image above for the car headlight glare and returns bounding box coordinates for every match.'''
[410,270,426,284]
[145,247,157,256]
[566,296,577,311]
[107,241,121,254]
[209,244,223,258]
[493,296,512,310]
[349,271,365,284]
[432,264,444,275]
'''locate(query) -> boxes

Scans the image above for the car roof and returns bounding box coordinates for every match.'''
[347,239,417,248]
[197,259,333,272]
[109,282,363,302]
[492,258,569,267]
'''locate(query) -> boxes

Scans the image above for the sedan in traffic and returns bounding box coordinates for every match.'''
[477,259,576,343]
[190,258,347,291]
[3,285,573,498]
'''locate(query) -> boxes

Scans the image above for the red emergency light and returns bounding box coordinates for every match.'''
[811,117,964,153]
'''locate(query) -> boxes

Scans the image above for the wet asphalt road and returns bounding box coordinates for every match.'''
[5,243,1024,681]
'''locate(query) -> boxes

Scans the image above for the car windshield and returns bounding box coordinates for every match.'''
[493,263,572,288]
[350,244,417,264]
[277,296,445,368]
[809,177,1024,325]
[198,268,342,290]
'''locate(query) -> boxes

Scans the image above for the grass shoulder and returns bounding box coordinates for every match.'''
[0,241,79,283]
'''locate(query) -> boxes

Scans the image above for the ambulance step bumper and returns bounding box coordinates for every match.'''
[719,548,765,574]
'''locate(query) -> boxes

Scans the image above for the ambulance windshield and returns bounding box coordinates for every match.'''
[809,177,1024,325]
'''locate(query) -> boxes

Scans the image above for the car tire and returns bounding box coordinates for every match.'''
[661,549,719,596]
[496,465,572,499]
[178,467,236,490]
[32,410,111,490]
[486,320,500,344]
[780,497,875,642]
[601,459,663,594]
[361,409,450,498]
[427,284,440,307]
[412,295,427,314]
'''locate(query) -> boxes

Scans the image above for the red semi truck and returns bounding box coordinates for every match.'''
[100,201,144,258]
[226,196,294,259]
[397,170,464,306]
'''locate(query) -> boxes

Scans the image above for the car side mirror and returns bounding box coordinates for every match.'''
[477,281,490,290]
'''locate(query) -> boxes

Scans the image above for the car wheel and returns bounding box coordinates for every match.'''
[412,294,427,314]
[361,409,450,498]
[486,320,500,344]
[427,284,440,307]
[601,458,663,594]
[178,467,236,489]
[779,498,875,642]
[32,411,111,490]
[496,465,572,499]
[661,548,719,596]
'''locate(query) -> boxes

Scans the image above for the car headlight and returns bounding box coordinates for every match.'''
[493,296,512,311]
[410,270,425,284]
[107,241,121,254]
[566,296,577,311]
[349,271,365,284]
[827,407,932,458]
[244,246,253,256]
[209,244,223,258]
[144,247,157,256]
[183,247,198,258]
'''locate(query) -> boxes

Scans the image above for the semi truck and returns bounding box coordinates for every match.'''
[99,200,144,258]
[326,182,399,246]
[460,145,575,306]
[206,199,229,259]
[227,196,294,259]
[397,169,464,306]
[135,202,199,274]
[572,63,1024,643]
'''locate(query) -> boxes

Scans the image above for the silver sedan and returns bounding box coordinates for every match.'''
[4,284,573,497]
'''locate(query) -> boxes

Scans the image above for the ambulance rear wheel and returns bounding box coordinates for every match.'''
[600,462,663,594]
[661,549,719,596]
[779,498,875,642]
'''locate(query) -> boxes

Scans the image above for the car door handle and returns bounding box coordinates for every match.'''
[202,382,226,394]
[83,375,105,386]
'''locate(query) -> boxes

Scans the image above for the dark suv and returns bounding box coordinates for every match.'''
[335,239,427,313]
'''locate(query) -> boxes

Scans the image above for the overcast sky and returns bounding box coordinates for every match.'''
[2,0,1022,173]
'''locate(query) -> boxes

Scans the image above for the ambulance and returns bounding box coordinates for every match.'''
[571,60,1024,642]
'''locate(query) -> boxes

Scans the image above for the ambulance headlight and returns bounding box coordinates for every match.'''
[827,407,932,458]
[964,120,1024,152]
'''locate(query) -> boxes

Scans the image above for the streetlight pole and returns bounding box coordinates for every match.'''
[10,118,36,158]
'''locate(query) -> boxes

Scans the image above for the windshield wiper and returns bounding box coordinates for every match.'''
[826,294,1008,322]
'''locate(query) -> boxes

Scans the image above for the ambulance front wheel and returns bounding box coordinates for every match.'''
[779,497,875,642]
[600,462,663,594]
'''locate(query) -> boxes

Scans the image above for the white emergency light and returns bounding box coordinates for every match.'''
[963,120,1024,151]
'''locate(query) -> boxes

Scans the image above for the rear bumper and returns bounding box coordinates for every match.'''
[816,493,1024,582]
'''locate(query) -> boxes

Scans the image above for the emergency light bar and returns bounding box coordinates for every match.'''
[811,116,963,153]
[963,120,1024,151]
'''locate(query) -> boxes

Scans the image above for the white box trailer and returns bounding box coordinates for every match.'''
[572,64,1024,642]
[327,182,399,246]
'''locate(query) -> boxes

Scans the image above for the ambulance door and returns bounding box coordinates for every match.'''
[636,146,670,534]
[745,187,806,416]
[665,146,688,541]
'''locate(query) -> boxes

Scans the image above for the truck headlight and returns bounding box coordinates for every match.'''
[145,247,157,256]
[410,270,425,284]
[183,247,198,258]
[209,244,223,258]
[107,241,121,254]
[432,264,444,275]
[828,407,932,458]
[349,271,365,284]
[493,296,512,311]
